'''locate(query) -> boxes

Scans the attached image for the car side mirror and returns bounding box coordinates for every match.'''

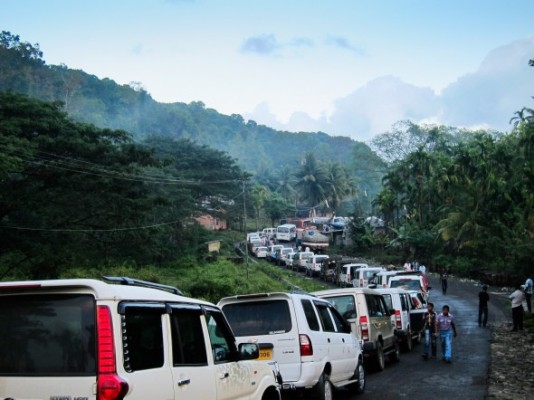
[238,343,259,360]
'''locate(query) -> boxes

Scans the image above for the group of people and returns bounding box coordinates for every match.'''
[419,274,533,363]
[509,276,533,331]
[421,302,457,363]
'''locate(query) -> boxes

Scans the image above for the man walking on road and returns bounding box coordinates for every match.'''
[436,305,457,363]
[421,302,437,359]
[478,285,490,327]
[441,271,448,294]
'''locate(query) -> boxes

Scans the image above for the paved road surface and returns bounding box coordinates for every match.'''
[283,272,510,400]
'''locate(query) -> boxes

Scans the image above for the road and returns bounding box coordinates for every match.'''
[275,261,510,400]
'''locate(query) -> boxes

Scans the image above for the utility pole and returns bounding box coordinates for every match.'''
[243,178,249,280]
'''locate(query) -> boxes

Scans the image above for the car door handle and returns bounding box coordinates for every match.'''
[327,338,331,343]
[218,372,229,379]
[177,378,191,386]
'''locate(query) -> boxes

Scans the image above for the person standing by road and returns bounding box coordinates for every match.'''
[421,302,437,360]
[441,270,448,294]
[436,305,457,363]
[478,285,490,327]
[510,284,526,331]
[524,276,533,315]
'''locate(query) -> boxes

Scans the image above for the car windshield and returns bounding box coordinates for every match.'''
[222,300,291,336]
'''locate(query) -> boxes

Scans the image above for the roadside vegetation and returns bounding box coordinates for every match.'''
[1,31,533,300]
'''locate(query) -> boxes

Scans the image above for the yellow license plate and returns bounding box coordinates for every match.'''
[258,349,272,360]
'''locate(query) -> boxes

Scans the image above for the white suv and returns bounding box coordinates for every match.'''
[0,277,281,400]
[218,292,365,399]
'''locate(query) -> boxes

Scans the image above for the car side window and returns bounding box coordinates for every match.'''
[121,305,165,372]
[382,294,393,311]
[400,294,409,311]
[376,296,388,316]
[170,305,208,366]
[205,308,236,363]
[315,302,336,332]
[301,299,320,331]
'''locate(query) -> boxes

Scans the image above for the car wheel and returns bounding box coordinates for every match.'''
[347,361,366,394]
[403,331,413,352]
[313,372,333,400]
[373,342,386,372]
[389,340,401,363]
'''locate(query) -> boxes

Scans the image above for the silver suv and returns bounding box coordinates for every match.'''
[0,277,281,400]
[219,292,365,399]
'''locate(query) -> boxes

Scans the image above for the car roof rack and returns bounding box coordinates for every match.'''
[102,276,183,296]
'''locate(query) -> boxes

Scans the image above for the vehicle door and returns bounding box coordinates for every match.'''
[204,306,258,400]
[399,293,410,330]
[313,301,356,383]
[365,294,394,344]
[169,303,216,399]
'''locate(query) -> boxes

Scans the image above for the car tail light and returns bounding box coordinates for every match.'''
[360,316,369,341]
[97,305,128,400]
[347,273,351,283]
[395,310,402,329]
[359,278,364,287]
[299,334,313,356]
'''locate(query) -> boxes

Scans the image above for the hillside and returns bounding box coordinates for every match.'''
[0,31,386,206]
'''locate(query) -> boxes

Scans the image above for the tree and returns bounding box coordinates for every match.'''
[294,153,327,212]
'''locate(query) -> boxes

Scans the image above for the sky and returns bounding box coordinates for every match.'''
[2,0,534,142]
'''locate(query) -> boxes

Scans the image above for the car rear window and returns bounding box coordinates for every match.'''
[222,300,291,336]
[0,294,96,376]
[390,279,421,291]
[321,295,357,320]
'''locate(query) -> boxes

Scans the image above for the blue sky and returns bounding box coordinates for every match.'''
[2,0,534,141]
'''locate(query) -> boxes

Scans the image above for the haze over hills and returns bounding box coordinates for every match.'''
[0,32,386,207]
[247,37,534,141]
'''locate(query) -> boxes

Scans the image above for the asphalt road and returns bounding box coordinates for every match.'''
[336,273,510,400]
[276,267,511,400]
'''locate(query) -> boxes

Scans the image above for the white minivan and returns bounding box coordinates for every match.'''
[219,292,365,398]
[0,277,281,400]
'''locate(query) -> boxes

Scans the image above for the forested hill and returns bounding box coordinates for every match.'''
[0,32,385,184]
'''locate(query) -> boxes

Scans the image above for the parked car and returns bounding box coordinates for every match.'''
[267,244,285,263]
[305,254,330,277]
[338,263,369,287]
[313,287,400,372]
[352,266,386,288]
[219,292,365,398]
[293,250,314,272]
[255,246,269,258]
[0,277,282,400]
[373,288,423,352]
[274,247,295,266]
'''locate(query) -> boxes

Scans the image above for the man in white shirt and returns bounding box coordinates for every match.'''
[509,284,526,331]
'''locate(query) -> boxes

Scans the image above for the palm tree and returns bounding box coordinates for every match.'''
[250,184,268,230]
[294,153,327,213]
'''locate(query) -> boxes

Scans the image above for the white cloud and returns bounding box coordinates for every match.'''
[246,37,534,142]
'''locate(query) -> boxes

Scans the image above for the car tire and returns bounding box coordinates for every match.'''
[373,342,386,372]
[403,331,413,352]
[389,341,401,363]
[313,372,334,400]
[347,361,366,394]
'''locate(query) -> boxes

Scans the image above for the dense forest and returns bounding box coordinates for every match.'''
[1,31,533,283]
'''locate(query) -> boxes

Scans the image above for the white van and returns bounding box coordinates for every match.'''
[0,277,281,400]
[262,227,277,239]
[353,267,386,288]
[305,254,330,277]
[276,224,297,242]
[338,263,369,287]
[292,250,314,272]
[374,288,423,352]
[219,292,365,397]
